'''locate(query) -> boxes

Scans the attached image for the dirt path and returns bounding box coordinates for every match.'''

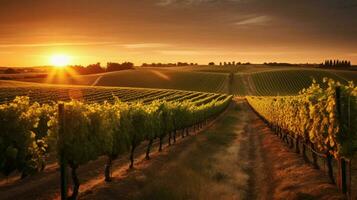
[80,99,344,200]
[241,74,257,96]
[91,75,103,86]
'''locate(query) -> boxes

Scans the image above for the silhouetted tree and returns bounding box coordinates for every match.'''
[3,68,18,74]
[323,59,352,68]
[107,62,134,72]
[87,63,104,74]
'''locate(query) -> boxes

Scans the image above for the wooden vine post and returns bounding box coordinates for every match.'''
[335,86,351,198]
[58,103,68,200]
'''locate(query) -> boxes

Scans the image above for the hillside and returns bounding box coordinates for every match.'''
[21,69,229,93]
[0,81,228,104]
[232,68,356,96]
[19,66,357,96]
[92,69,229,93]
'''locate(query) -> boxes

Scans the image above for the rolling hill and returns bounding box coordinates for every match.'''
[18,65,357,96]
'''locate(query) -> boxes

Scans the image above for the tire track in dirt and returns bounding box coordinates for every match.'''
[91,75,103,86]
[240,74,257,96]
[238,101,275,200]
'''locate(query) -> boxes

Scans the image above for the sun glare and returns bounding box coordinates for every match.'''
[50,54,71,67]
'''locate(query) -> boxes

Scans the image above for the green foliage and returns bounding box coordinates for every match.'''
[233,69,356,96]
[0,97,46,176]
[247,79,357,158]
[0,92,232,176]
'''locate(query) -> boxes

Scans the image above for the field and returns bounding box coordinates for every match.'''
[20,65,357,97]
[0,64,356,200]
[22,69,229,93]
[0,83,226,105]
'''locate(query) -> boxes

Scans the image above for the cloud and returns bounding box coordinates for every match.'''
[157,0,176,6]
[156,0,232,6]
[121,43,171,49]
[157,49,233,56]
[235,16,271,26]
[158,50,203,55]
[0,42,116,48]
[0,51,14,54]
[348,53,357,57]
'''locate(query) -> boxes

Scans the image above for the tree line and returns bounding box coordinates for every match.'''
[208,62,251,66]
[322,59,352,68]
[141,62,198,67]
[68,62,134,75]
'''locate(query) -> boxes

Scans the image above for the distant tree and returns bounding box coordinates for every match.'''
[87,63,104,74]
[3,68,18,74]
[107,62,133,72]
[219,62,222,66]
[177,62,188,66]
[322,59,352,68]
[208,62,215,66]
[69,65,86,74]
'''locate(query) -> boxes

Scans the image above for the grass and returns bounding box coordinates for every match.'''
[21,68,229,93]
[131,105,243,200]
[93,69,229,93]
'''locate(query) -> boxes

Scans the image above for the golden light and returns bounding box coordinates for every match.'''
[46,54,82,85]
[50,54,71,67]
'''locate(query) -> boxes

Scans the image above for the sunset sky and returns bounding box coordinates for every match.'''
[1,0,357,66]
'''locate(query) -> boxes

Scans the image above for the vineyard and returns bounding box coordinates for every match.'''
[247,79,357,197]
[22,69,229,94]
[1,65,357,199]
[0,83,232,199]
[19,66,357,97]
[232,69,357,96]
[0,84,228,105]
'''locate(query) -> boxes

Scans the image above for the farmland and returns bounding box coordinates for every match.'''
[3,1,357,199]
[0,64,356,200]
[0,83,227,105]
[20,65,357,96]
[21,69,229,93]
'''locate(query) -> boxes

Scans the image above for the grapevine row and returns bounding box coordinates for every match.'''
[247,78,356,185]
[0,94,232,199]
[0,85,221,105]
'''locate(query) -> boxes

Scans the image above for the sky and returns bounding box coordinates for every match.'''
[1,0,357,66]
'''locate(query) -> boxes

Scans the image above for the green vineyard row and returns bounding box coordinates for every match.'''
[0,85,227,105]
[247,79,357,159]
[0,93,232,199]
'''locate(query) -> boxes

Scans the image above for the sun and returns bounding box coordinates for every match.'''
[50,54,71,67]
